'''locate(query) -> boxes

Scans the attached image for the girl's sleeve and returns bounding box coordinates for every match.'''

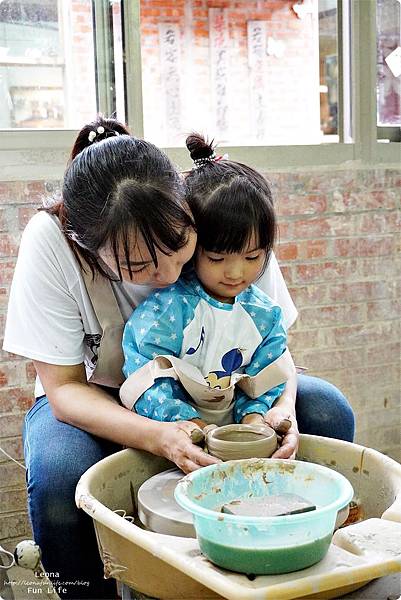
[233,305,287,423]
[122,291,200,422]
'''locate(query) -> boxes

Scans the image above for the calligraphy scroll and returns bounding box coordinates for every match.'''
[159,23,181,139]
[247,21,267,141]
[209,8,229,137]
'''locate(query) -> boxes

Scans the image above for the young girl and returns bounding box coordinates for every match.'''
[120,133,295,427]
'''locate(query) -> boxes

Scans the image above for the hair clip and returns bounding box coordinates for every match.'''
[88,126,122,143]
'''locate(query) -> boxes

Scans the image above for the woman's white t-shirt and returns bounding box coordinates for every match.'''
[3,212,298,397]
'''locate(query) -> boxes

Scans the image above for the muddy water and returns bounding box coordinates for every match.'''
[198,533,332,574]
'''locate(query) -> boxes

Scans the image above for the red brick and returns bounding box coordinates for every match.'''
[332,190,397,212]
[25,362,36,383]
[277,194,328,217]
[0,182,24,205]
[367,343,400,366]
[332,239,359,257]
[276,221,291,241]
[18,206,38,229]
[0,436,24,464]
[0,287,9,309]
[0,387,34,413]
[0,488,27,513]
[0,260,16,285]
[295,260,357,284]
[358,213,388,234]
[321,321,396,348]
[367,299,400,321]
[301,347,366,372]
[0,208,17,232]
[288,284,328,306]
[298,303,366,327]
[292,218,331,239]
[0,363,25,388]
[359,256,399,278]
[333,237,394,258]
[0,413,25,438]
[278,264,293,284]
[304,239,327,259]
[22,182,47,202]
[287,328,320,350]
[0,509,30,538]
[358,236,394,256]
[329,281,390,303]
[0,234,20,257]
[322,365,399,390]
[142,8,161,16]
[276,242,298,261]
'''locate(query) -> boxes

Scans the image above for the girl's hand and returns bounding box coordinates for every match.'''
[263,406,299,460]
[154,420,220,474]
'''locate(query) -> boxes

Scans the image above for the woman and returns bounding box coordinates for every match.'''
[3,117,354,599]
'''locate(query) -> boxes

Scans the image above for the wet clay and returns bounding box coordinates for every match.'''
[216,431,269,442]
[206,424,277,461]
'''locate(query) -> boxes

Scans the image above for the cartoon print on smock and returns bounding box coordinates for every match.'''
[121,274,290,424]
[179,294,262,388]
[184,324,245,390]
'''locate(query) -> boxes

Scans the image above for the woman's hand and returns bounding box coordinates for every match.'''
[263,405,299,460]
[154,420,220,474]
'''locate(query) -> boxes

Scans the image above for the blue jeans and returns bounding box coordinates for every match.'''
[23,375,354,599]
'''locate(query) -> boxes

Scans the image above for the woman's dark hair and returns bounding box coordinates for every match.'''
[45,116,193,279]
[185,133,276,273]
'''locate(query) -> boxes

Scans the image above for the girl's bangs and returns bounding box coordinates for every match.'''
[197,199,272,254]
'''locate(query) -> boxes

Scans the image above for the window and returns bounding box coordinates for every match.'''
[139,0,342,147]
[0,0,96,128]
[376,0,401,141]
[0,0,399,175]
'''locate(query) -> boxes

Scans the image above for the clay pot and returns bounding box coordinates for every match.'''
[206,423,277,461]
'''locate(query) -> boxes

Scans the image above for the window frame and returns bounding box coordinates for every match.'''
[0,0,399,182]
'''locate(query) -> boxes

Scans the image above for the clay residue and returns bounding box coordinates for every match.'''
[77,493,96,513]
[114,469,131,481]
[262,473,271,485]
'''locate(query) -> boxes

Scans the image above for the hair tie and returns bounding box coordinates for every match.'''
[192,153,229,169]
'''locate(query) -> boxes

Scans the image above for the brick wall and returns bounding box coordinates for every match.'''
[0,167,399,547]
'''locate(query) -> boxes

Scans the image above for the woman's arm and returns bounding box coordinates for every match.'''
[33,360,219,473]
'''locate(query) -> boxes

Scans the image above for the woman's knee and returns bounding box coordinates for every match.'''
[296,374,355,441]
[24,397,119,528]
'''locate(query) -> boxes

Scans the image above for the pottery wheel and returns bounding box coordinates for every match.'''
[137,468,196,537]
